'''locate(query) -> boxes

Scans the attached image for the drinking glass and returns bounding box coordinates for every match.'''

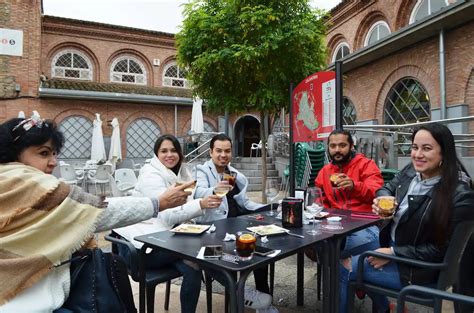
[214,181,231,214]
[236,232,257,261]
[306,187,323,235]
[265,178,279,216]
[176,163,195,216]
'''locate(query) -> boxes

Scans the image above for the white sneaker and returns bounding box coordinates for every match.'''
[256,305,280,313]
[244,287,272,309]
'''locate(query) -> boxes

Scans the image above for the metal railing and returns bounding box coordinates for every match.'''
[181,132,223,163]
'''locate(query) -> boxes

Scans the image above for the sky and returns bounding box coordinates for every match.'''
[43,0,343,34]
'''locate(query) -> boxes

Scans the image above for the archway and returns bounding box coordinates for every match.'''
[234,115,260,157]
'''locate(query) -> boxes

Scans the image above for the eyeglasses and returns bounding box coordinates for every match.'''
[12,116,48,142]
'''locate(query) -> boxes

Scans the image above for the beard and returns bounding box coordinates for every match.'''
[330,151,352,165]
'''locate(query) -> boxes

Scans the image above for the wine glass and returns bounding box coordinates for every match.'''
[306,187,323,235]
[214,181,231,214]
[265,178,279,216]
[176,163,195,216]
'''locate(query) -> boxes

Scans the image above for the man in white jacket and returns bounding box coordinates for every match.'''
[194,134,277,312]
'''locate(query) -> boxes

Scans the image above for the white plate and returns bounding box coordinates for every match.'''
[247,224,288,236]
[327,216,342,222]
[170,224,210,235]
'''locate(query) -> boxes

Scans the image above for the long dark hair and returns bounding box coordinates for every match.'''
[153,134,183,174]
[412,123,467,244]
[0,117,64,164]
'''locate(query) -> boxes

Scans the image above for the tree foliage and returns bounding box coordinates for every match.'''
[176,0,328,114]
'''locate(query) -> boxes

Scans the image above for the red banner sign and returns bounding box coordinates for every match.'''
[292,71,336,142]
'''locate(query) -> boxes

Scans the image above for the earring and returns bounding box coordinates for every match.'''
[439,160,443,167]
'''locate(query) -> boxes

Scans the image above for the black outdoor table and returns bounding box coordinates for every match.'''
[319,209,382,313]
[135,216,333,313]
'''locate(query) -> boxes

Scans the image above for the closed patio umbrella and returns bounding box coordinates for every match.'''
[190,97,204,134]
[108,117,122,166]
[90,113,106,163]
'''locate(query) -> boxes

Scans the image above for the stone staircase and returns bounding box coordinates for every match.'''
[231,157,280,191]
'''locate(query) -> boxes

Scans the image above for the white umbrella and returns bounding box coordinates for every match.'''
[90,113,106,163]
[190,97,204,134]
[108,117,122,165]
[18,111,25,118]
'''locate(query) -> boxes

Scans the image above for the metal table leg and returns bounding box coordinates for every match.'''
[297,252,305,306]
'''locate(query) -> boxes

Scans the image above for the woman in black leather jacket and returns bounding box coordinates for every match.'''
[339,123,474,313]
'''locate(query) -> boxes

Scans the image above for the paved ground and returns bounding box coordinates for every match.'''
[99,191,453,312]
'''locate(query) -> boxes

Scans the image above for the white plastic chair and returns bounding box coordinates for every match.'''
[108,174,133,197]
[88,164,112,195]
[250,140,268,158]
[114,168,137,191]
[59,164,82,186]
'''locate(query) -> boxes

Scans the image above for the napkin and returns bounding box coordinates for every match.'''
[223,233,236,241]
[267,250,281,258]
[261,236,269,243]
[206,224,216,233]
[197,246,205,260]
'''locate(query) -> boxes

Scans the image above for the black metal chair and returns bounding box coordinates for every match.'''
[347,221,474,312]
[105,233,182,313]
[397,285,474,313]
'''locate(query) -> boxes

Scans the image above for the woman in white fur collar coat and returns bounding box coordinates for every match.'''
[115,134,221,313]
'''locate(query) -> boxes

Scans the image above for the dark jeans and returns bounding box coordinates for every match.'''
[117,245,202,313]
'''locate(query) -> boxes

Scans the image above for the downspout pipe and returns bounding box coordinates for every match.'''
[439,29,446,119]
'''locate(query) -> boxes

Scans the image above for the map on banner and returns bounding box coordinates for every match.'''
[292,71,335,142]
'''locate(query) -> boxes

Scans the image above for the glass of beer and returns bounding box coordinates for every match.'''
[236,232,257,261]
[330,173,340,187]
[376,196,397,218]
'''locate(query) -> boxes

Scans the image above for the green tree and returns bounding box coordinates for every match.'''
[177,0,327,201]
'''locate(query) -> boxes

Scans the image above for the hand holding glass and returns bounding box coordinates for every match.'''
[214,181,232,214]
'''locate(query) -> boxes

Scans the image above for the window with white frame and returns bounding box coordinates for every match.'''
[51,49,93,80]
[384,78,431,155]
[364,21,391,46]
[110,56,147,85]
[58,116,93,159]
[332,42,350,62]
[410,0,448,23]
[163,62,189,88]
[126,118,161,158]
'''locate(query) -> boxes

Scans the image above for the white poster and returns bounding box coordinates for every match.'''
[322,79,335,127]
[0,28,23,56]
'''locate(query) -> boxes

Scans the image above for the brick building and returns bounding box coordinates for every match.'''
[0,0,263,161]
[325,0,473,164]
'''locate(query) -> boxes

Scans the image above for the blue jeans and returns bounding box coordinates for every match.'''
[117,245,201,313]
[339,253,402,313]
[341,225,380,258]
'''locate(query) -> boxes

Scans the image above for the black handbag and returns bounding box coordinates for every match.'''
[62,248,137,313]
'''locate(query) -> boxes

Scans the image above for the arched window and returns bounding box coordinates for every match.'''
[110,56,147,85]
[410,0,448,23]
[126,118,160,158]
[384,78,431,154]
[163,62,189,88]
[364,21,391,46]
[51,49,93,80]
[58,116,93,159]
[332,42,350,62]
[342,97,357,125]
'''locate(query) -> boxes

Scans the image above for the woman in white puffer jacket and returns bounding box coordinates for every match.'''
[114,134,221,313]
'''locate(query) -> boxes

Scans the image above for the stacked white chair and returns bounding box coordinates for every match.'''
[59,164,81,186]
[88,164,112,196]
[114,168,137,193]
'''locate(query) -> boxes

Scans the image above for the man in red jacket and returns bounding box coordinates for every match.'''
[315,129,383,257]
[315,130,383,212]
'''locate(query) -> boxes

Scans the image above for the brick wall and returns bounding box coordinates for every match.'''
[0,0,41,115]
[325,0,473,125]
